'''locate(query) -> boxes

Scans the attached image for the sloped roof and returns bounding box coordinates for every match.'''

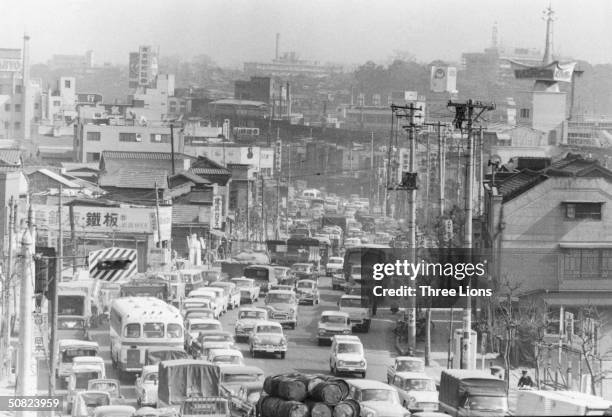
[497,170,548,203]
[99,168,168,189]
[0,149,21,166]
[33,168,81,188]
[169,170,211,185]
[174,189,213,204]
[545,154,612,178]
[190,168,231,176]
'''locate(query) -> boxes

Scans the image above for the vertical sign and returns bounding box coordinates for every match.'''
[128,52,140,88]
[275,140,282,173]
[212,196,223,229]
[444,219,453,242]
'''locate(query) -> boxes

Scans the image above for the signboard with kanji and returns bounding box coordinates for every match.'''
[212,196,223,230]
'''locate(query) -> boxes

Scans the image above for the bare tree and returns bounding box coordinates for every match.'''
[573,305,610,395]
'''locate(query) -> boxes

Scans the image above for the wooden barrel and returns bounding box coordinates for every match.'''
[332,399,360,417]
[259,396,310,417]
[264,374,310,401]
[308,375,350,403]
[305,400,333,417]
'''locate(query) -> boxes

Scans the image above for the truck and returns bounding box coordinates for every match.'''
[119,276,169,302]
[322,215,347,235]
[516,389,612,416]
[338,294,371,333]
[156,360,221,410]
[438,369,509,416]
[57,280,94,339]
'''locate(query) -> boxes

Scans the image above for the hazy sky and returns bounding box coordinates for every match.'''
[3,0,612,68]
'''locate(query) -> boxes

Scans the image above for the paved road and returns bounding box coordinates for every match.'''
[38,276,402,413]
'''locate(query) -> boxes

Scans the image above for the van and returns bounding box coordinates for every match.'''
[329,335,366,378]
[56,340,100,381]
[438,369,508,416]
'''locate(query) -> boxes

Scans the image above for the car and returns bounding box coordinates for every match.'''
[326,256,344,278]
[193,332,236,358]
[71,390,111,417]
[269,284,295,293]
[390,372,439,412]
[181,398,230,417]
[290,263,317,282]
[207,348,245,367]
[218,364,265,407]
[272,266,292,284]
[338,294,372,333]
[317,311,351,345]
[135,365,159,407]
[93,405,136,417]
[67,359,106,413]
[387,356,426,383]
[209,282,241,310]
[264,290,298,329]
[185,318,223,348]
[182,297,218,319]
[234,307,269,341]
[248,320,288,359]
[87,379,122,403]
[190,288,227,316]
[330,335,367,378]
[183,308,216,321]
[230,278,260,304]
[346,379,410,417]
[295,279,320,305]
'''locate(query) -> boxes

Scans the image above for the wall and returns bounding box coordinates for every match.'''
[532,91,567,133]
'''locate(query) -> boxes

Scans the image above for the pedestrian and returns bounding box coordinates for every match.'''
[518,370,534,388]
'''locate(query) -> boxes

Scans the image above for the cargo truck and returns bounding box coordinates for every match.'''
[438,369,509,416]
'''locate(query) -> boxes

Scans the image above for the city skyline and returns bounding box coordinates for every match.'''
[3,0,612,68]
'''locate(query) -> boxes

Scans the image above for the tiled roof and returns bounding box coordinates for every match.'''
[545,153,612,178]
[169,170,211,185]
[497,170,548,203]
[34,169,81,188]
[190,168,231,176]
[174,189,213,204]
[192,156,228,170]
[99,168,168,189]
[101,151,195,161]
[0,149,21,166]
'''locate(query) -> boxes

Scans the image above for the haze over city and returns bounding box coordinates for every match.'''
[3,0,612,67]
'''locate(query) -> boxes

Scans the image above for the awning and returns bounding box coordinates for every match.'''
[543,291,612,307]
[559,242,612,249]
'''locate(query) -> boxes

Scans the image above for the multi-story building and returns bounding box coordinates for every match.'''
[48,50,94,70]
[234,76,290,120]
[244,52,342,78]
[184,143,274,178]
[128,46,159,89]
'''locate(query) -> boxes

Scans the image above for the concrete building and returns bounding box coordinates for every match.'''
[234,76,290,120]
[184,143,274,178]
[245,52,342,78]
[48,50,94,70]
[128,73,175,121]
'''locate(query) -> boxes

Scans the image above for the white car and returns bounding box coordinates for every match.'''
[190,288,227,316]
[317,311,351,345]
[185,318,223,347]
[389,372,439,412]
[207,348,245,367]
[326,256,344,277]
[347,379,410,417]
[182,297,218,319]
[230,277,261,304]
[135,365,158,407]
[234,307,269,341]
[249,321,288,359]
[209,282,241,310]
[329,335,366,378]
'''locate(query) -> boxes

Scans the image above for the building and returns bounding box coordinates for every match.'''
[183,143,274,178]
[234,76,290,120]
[38,76,77,137]
[128,46,159,89]
[128,73,175,121]
[207,99,269,126]
[244,52,342,78]
[48,51,94,70]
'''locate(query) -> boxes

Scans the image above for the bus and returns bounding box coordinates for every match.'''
[343,244,392,284]
[109,297,184,375]
[119,276,169,301]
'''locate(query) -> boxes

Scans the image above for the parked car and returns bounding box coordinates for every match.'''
[317,310,351,345]
[390,372,439,412]
[209,282,241,310]
[264,290,298,329]
[230,278,260,304]
[193,332,236,358]
[248,320,287,359]
[295,279,320,305]
[329,335,366,378]
[234,307,269,341]
[346,379,408,417]
[135,365,159,407]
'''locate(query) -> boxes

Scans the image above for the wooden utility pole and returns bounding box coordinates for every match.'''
[439,123,445,217]
[448,99,495,370]
[170,123,176,176]
[369,132,374,214]
[49,185,62,395]
[154,182,163,247]
[1,197,14,377]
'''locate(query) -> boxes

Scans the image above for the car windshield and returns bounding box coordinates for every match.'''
[81,393,110,407]
[267,293,294,303]
[233,280,250,288]
[297,282,313,289]
[58,318,85,330]
[401,379,436,391]
[466,396,508,412]
[90,382,118,394]
[337,343,362,354]
[292,265,310,272]
[239,311,266,320]
[397,360,424,372]
[62,348,97,363]
[191,323,220,331]
[257,325,282,334]
[201,335,232,343]
[361,389,399,403]
[75,372,100,389]
[213,355,242,364]
[321,316,347,324]
[223,373,263,383]
[340,298,364,308]
[185,301,209,309]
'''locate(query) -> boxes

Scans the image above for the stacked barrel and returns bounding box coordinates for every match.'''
[258,373,360,417]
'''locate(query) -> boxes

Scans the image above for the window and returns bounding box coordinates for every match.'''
[124,323,140,338]
[64,80,71,88]
[150,134,170,143]
[119,132,138,142]
[86,152,101,162]
[520,108,530,119]
[53,100,61,107]
[15,85,22,94]
[167,323,182,338]
[14,122,20,130]
[4,104,9,112]
[564,202,602,220]
[14,104,20,112]
[143,322,164,338]
[563,249,612,279]
[86,131,101,141]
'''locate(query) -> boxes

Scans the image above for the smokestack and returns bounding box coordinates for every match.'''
[22,33,31,141]
[275,33,280,60]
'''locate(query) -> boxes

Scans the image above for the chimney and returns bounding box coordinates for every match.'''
[22,33,31,141]
[275,33,280,60]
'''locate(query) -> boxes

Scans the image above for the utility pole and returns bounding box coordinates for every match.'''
[478,127,484,216]
[154,182,162,247]
[394,103,422,351]
[17,206,36,415]
[369,132,374,214]
[260,176,265,242]
[50,185,62,395]
[1,197,14,378]
[439,123,445,217]
[170,123,176,176]
[448,99,495,370]
[246,180,250,242]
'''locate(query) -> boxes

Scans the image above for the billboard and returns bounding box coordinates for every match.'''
[514,61,576,83]
[430,66,457,93]
[0,59,22,72]
[128,52,140,88]
[212,196,223,229]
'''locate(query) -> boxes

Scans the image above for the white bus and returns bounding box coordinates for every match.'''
[110,297,184,375]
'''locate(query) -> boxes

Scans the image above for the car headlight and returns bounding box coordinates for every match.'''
[361,407,377,417]
[360,360,366,367]
[318,329,326,335]
[342,329,350,334]
[338,360,345,366]
[280,337,287,345]
[408,396,416,404]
